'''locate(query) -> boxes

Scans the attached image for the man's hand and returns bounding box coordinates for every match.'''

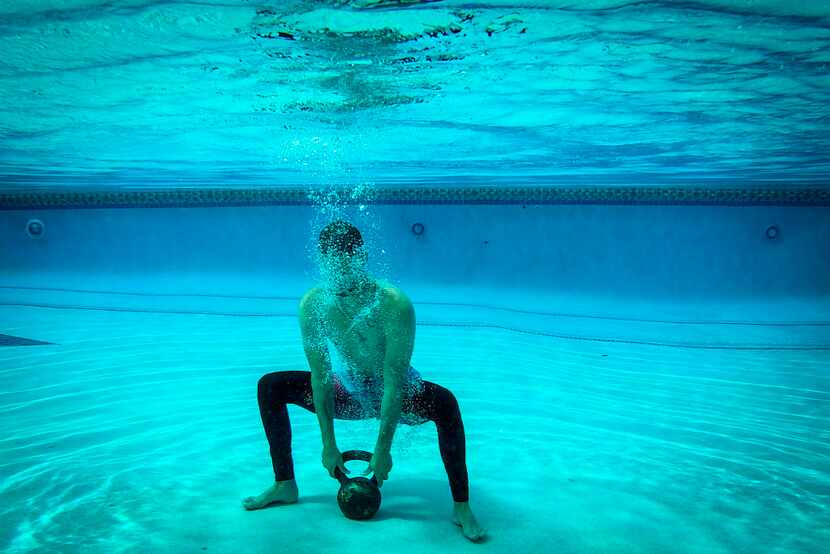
[362,449,393,487]
[322,446,350,479]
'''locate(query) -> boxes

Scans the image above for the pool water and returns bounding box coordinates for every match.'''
[2,1,829,552]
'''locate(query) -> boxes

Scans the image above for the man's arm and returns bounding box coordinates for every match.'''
[299,289,338,451]
[374,291,416,454]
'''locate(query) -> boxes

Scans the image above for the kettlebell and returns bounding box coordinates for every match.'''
[332,449,381,520]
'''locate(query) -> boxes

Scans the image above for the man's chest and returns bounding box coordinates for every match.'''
[325,309,387,368]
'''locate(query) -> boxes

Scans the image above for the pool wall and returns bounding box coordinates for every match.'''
[2,187,828,299]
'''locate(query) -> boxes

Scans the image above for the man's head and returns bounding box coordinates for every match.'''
[318,220,370,293]
[318,220,364,258]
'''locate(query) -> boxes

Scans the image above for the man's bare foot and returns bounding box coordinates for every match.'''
[242,480,299,510]
[452,501,487,542]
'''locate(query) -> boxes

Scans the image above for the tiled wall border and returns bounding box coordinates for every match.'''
[1,186,829,209]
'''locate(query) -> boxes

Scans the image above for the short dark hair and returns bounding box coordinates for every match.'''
[318,220,364,256]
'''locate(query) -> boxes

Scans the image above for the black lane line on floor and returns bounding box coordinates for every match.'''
[0,333,52,346]
[1,302,828,351]
[1,285,827,327]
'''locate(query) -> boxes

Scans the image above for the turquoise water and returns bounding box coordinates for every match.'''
[1,2,830,553]
[1,1,829,187]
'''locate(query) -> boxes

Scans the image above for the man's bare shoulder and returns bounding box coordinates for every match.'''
[301,285,323,300]
[376,280,413,313]
[299,286,324,315]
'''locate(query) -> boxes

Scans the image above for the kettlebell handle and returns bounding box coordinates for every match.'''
[333,449,378,486]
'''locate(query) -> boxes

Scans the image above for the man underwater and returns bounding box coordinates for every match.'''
[242,220,486,542]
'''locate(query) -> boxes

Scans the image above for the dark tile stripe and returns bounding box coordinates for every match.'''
[2,185,830,209]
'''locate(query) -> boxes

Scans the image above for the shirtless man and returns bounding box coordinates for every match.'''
[242,220,486,542]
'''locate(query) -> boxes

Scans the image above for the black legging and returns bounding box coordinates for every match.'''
[256,370,469,503]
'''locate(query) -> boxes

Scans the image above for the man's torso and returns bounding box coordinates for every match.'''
[311,279,395,382]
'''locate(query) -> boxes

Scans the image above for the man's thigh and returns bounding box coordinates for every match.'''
[401,379,455,424]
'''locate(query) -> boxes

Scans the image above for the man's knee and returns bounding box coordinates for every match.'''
[258,371,276,389]
[257,371,290,399]
[434,386,461,420]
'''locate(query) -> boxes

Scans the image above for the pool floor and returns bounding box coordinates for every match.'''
[0,285,828,553]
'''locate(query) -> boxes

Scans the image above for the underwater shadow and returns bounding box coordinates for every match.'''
[298,476,493,525]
